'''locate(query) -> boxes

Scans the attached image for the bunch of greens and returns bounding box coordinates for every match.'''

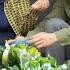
[0,42,69,70]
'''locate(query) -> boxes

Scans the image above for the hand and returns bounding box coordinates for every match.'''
[32,0,49,11]
[28,32,58,48]
[7,35,24,45]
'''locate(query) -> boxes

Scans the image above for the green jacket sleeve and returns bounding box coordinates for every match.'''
[44,0,70,45]
[55,27,70,45]
[45,0,68,21]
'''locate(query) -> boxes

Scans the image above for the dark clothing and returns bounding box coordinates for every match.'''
[0,0,16,45]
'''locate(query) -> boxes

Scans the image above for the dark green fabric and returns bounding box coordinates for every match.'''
[45,0,70,45]
[45,0,69,21]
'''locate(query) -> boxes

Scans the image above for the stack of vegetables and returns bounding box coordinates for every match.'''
[0,38,69,70]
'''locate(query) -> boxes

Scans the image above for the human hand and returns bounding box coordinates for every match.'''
[7,35,24,45]
[31,0,49,11]
[28,32,58,48]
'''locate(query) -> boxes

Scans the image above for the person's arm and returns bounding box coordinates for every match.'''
[55,27,70,45]
[28,27,70,48]
[45,0,68,21]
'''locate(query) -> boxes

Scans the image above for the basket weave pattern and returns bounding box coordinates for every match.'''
[4,0,38,36]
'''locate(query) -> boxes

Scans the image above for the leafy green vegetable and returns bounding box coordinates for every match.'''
[0,43,69,70]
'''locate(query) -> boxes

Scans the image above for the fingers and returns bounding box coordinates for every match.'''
[29,38,47,48]
[39,0,49,11]
[45,0,49,9]
[37,43,46,48]
[29,33,45,48]
[29,32,44,43]
[33,40,44,46]
[29,33,41,39]
[29,38,45,48]
[29,36,41,44]
[32,0,49,11]
[39,0,44,10]
[31,0,40,11]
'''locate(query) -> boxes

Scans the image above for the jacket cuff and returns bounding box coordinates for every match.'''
[54,28,70,46]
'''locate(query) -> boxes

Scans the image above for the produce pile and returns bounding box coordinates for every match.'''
[0,39,69,70]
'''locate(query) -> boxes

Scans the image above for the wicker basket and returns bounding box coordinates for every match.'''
[4,0,38,36]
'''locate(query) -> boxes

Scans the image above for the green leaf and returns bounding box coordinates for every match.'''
[36,56,49,66]
[48,56,57,67]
